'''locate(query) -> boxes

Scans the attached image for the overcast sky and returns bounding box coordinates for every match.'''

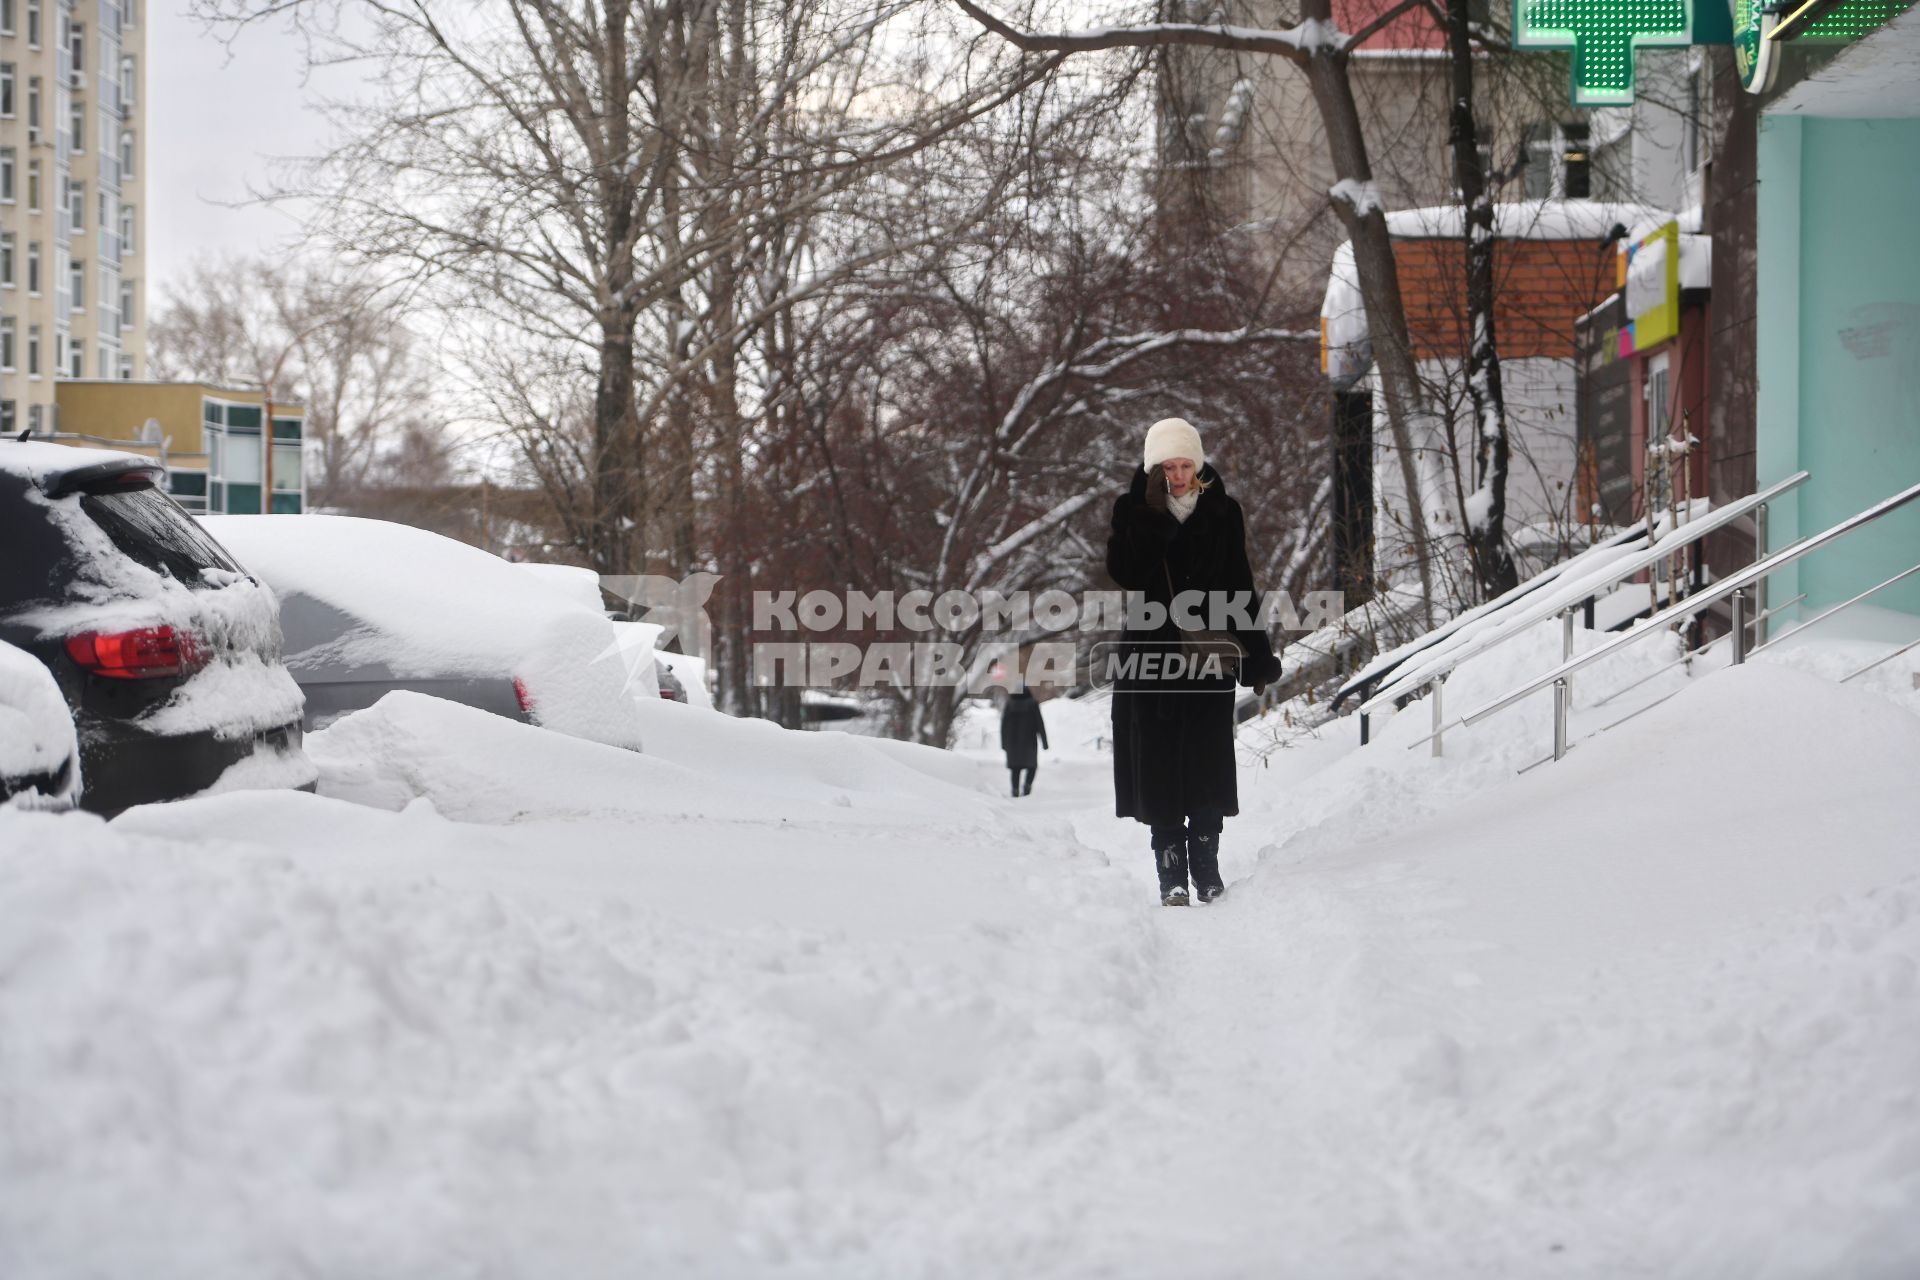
[147,4,348,299]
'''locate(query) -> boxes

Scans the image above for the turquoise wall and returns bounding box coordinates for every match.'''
[1757,115,1920,620]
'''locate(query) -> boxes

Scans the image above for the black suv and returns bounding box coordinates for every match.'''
[0,441,315,815]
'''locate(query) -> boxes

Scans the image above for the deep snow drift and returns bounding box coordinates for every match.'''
[1,621,1917,1278]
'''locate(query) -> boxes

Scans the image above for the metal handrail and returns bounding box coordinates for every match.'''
[1748,564,1920,658]
[1458,478,1920,739]
[1333,521,1648,713]
[1586,589,1806,709]
[1358,471,1810,720]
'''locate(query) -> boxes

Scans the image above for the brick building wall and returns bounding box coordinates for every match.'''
[1391,236,1622,361]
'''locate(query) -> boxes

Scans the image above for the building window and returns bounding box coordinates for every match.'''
[119,203,134,255]
[119,129,134,179]
[97,343,111,376]
[1561,122,1591,199]
[27,240,39,293]
[119,279,133,329]
[69,99,83,152]
[1,318,15,372]
[69,22,84,81]
[0,232,12,286]
[68,257,83,311]
[69,179,84,231]
[27,403,42,435]
[0,402,15,436]
[0,0,12,36]
[272,443,303,495]
[118,352,133,379]
[121,0,136,29]
[67,340,82,378]
[25,159,37,211]
[0,148,13,203]
[1519,121,1593,200]
[121,55,134,107]
[1,63,16,118]
[25,0,37,46]
[27,74,39,134]
[27,324,39,375]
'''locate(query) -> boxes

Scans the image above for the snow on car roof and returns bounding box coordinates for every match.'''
[201,514,606,673]
[0,440,159,488]
[515,562,606,614]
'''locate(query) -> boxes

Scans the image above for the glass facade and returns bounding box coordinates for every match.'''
[200,396,305,514]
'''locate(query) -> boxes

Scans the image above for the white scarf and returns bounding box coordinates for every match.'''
[1167,488,1199,524]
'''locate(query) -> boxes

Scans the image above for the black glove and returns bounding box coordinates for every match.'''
[1144,468,1169,513]
[1240,649,1282,694]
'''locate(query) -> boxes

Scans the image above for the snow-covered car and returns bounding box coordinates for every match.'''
[605,619,710,707]
[0,638,81,808]
[654,660,688,704]
[202,515,646,749]
[516,563,695,706]
[0,442,315,815]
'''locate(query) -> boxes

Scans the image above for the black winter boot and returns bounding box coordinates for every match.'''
[1189,833,1225,903]
[1152,833,1189,906]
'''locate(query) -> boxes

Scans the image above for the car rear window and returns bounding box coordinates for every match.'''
[80,484,243,585]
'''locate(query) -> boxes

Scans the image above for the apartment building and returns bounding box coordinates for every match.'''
[0,0,145,437]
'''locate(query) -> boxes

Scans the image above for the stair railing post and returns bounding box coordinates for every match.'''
[1754,502,1770,647]
[1730,588,1748,665]
[1553,678,1569,761]
[1431,678,1444,759]
[1562,608,1577,702]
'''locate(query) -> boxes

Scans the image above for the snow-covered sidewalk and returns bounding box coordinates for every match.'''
[2,625,1917,1277]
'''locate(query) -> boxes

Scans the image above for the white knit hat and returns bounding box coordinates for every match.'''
[1143,417,1205,472]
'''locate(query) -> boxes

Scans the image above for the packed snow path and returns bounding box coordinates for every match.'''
[2,626,1918,1277]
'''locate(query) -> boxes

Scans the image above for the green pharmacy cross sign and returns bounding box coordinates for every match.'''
[1516,0,1684,105]
[1515,0,1730,105]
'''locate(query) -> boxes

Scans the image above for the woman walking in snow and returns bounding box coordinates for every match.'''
[1000,684,1049,797]
[1105,418,1282,906]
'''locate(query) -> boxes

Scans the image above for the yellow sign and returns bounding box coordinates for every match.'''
[1619,222,1680,355]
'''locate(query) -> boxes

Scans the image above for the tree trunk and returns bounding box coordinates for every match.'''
[1300,4,1437,624]
[593,320,640,575]
[593,1,641,577]
[1444,0,1518,599]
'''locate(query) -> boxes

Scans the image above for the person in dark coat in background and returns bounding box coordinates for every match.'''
[1105,417,1282,905]
[1000,685,1048,797]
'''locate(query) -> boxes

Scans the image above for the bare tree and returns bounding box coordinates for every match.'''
[148,253,441,507]
[197,0,1063,577]
[1442,0,1519,598]
[956,0,1442,623]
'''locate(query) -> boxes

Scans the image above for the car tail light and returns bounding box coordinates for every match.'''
[660,688,678,700]
[65,626,209,680]
[513,677,536,714]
